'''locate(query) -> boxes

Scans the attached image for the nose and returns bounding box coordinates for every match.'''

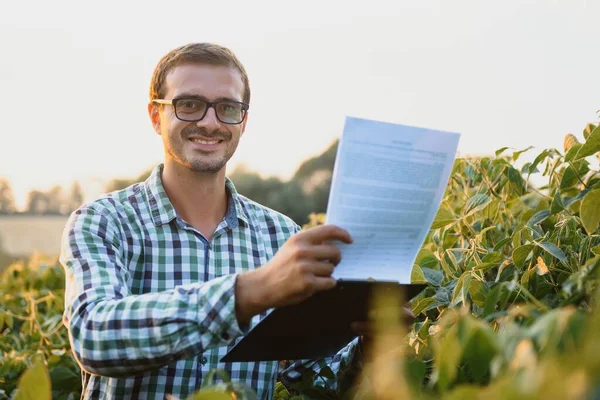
[196,105,221,130]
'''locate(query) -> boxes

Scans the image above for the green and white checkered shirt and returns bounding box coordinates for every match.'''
[60,164,358,399]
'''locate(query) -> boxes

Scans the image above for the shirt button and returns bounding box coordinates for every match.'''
[201,357,208,365]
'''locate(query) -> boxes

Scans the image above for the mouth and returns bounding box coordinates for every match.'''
[187,136,225,151]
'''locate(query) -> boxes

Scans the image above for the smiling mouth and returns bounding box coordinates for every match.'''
[188,137,223,145]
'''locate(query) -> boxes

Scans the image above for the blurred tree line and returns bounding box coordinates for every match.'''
[0,179,84,216]
[0,140,338,224]
[106,140,339,226]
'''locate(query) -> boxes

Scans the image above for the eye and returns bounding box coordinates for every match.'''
[181,100,198,109]
[218,102,242,114]
[176,99,205,114]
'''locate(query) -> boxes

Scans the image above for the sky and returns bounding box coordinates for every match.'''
[1,0,599,210]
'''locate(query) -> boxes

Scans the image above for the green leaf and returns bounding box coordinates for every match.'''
[433,288,451,307]
[563,190,589,208]
[411,265,426,285]
[404,358,426,388]
[275,382,291,399]
[574,124,600,160]
[468,279,488,307]
[521,162,535,175]
[521,266,537,288]
[49,367,80,391]
[495,147,510,156]
[15,362,51,400]
[562,256,600,297]
[560,164,589,189]
[445,250,460,274]
[458,317,499,382]
[564,143,583,162]
[580,190,600,234]
[472,262,498,273]
[560,166,577,190]
[529,150,550,175]
[512,244,534,268]
[463,194,492,217]
[412,297,435,315]
[537,242,567,263]
[512,226,523,249]
[434,325,462,391]
[550,192,565,214]
[464,164,478,181]
[415,248,438,268]
[432,207,456,229]
[527,210,551,226]
[506,166,526,195]
[5,313,13,330]
[188,390,233,400]
[483,284,503,316]
[452,272,468,305]
[512,145,534,162]
[482,252,504,264]
[527,308,581,354]
[583,123,597,140]
[493,237,512,251]
[422,267,444,287]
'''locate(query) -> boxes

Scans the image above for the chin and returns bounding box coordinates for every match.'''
[189,161,226,174]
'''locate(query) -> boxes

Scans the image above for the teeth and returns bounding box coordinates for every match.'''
[190,138,219,145]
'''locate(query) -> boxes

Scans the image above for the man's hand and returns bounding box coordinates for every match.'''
[235,224,353,325]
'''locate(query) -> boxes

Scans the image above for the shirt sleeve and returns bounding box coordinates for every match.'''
[60,204,246,378]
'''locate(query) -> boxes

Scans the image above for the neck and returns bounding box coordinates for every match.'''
[161,159,228,238]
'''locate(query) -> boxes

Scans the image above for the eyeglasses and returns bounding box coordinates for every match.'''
[152,97,249,125]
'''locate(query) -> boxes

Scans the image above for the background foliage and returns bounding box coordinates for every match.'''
[105,140,339,226]
[1,118,599,399]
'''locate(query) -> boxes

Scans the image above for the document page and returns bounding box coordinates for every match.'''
[325,116,461,283]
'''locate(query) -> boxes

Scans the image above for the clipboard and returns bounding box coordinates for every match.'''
[221,280,426,362]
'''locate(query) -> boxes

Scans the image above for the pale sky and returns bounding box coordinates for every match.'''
[1,0,599,210]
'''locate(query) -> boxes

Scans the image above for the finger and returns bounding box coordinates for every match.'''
[310,276,337,292]
[305,261,336,277]
[306,244,342,265]
[300,224,353,245]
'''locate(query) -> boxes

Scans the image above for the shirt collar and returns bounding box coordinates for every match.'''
[145,164,249,228]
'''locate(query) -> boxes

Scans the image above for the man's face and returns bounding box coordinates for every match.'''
[150,63,248,174]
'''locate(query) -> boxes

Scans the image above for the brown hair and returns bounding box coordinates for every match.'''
[149,43,250,104]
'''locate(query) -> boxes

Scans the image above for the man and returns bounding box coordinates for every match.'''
[60,42,361,399]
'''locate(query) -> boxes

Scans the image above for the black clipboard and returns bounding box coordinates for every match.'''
[221,280,426,362]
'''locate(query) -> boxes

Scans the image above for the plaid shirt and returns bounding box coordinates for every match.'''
[60,164,359,400]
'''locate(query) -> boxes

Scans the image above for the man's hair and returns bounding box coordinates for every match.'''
[149,43,250,104]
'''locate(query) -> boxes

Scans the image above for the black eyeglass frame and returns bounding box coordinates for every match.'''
[152,97,249,125]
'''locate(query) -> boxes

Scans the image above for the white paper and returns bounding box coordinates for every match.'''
[325,116,461,283]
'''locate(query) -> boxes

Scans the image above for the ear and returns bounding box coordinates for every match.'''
[148,102,161,135]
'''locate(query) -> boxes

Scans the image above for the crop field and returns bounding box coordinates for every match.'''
[1,121,599,399]
[0,216,68,257]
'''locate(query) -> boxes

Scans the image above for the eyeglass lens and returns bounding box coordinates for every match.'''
[175,99,245,124]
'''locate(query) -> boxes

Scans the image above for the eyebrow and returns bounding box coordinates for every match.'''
[172,93,243,103]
